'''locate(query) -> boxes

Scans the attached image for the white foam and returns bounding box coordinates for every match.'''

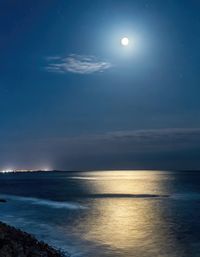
[69,176,99,180]
[0,194,86,210]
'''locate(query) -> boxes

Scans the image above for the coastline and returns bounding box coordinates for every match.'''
[0,221,68,257]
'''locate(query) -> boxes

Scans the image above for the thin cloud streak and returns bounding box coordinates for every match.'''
[1,128,200,170]
[45,54,112,74]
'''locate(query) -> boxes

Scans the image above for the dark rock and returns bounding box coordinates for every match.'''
[0,222,68,257]
[0,199,6,203]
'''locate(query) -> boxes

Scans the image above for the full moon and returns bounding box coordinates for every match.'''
[121,37,129,46]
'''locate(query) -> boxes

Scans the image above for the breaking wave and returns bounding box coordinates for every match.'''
[0,194,86,210]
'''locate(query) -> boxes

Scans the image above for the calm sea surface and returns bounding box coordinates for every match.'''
[0,170,200,257]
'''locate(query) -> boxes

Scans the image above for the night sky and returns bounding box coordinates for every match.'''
[0,0,200,171]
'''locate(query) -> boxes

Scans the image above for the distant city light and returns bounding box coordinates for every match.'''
[0,168,51,173]
[43,168,50,172]
[1,169,14,173]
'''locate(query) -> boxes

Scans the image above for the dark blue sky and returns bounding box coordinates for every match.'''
[0,0,200,170]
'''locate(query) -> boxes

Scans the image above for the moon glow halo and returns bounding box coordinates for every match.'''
[121,37,129,46]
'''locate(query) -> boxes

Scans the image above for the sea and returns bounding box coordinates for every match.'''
[0,170,200,257]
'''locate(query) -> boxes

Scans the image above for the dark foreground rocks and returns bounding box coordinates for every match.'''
[0,222,66,257]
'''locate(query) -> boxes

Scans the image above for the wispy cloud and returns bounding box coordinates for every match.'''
[45,54,112,74]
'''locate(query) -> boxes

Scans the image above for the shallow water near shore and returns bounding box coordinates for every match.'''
[0,170,200,257]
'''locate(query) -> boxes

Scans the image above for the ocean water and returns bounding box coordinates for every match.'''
[0,170,200,257]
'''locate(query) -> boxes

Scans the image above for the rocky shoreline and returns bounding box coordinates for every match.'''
[0,221,67,257]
